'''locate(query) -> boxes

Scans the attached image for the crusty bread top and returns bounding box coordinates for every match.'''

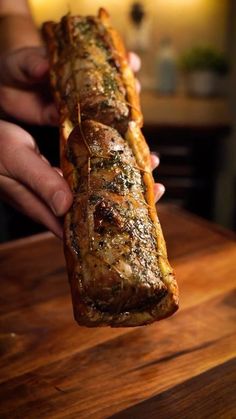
[43,9,179,326]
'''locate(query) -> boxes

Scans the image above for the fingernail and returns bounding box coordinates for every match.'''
[53,167,63,177]
[159,184,165,196]
[129,52,141,72]
[155,184,165,202]
[151,153,160,170]
[40,154,50,165]
[51,190,66,216]
[152,151,160,158]
[135,79,141,93]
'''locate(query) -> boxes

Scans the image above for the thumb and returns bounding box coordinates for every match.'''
[0,47,49,88]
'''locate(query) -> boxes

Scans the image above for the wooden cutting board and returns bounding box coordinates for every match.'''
[0,204,235,418]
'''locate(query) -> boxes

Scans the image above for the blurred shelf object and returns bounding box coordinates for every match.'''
[141,90,231,129]
[141,91,232,221]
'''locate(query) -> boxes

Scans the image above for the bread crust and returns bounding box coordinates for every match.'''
[43,9,179,327]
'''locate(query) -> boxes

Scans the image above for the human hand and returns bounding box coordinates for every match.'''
[0,48,165,198]
[0,46,58,125]
[0,49,142,125]
[0,120,73,238]
[0,50,163,240]
[150,154,165,202]
[128,52,165,202]
[0,121,163,240]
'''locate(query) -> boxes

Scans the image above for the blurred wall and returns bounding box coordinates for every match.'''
[29,0,230,88]
[214,0,236,229]
[30,0,229,53]
[28,0,234,230]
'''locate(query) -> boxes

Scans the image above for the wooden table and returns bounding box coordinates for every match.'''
[0,205,235,419]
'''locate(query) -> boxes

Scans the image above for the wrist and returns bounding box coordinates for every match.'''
[0,14,41,53]
[0,0,30,15]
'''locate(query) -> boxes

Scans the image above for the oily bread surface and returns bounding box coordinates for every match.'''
[43,8,179,327]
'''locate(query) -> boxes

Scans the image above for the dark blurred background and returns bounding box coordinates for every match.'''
[0,0,235,242]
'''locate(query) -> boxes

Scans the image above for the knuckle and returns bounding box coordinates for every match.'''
[32,170,62,199]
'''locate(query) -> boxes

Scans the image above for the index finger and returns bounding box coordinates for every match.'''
[0,47,49,88]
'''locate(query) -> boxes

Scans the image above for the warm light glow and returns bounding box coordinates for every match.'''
[29,0,223,27]
[161,0,201,3]
[155,0,206,14]
[29,0,228,59]
[29,0,124,25]
[28,0,69,24]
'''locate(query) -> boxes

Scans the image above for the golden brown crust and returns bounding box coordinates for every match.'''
[61,121,178,327]
[43,9,179,327]
[98,8,143,127]
[125,123,179,311]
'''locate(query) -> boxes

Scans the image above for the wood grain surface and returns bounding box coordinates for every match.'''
[0,204,235,419]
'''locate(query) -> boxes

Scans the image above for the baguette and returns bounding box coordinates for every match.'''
[42,9,179,327]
